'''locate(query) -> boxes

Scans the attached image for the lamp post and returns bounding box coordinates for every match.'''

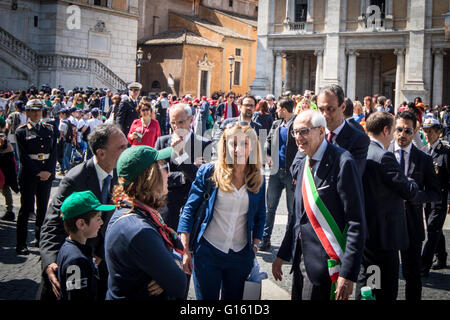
[228,55,235,91]
[136,47,151,84]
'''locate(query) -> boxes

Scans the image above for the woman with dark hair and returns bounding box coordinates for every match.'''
[253,99,273,133]
[105,145,186,300]
[128,101,161,147]
[364,96,375,120]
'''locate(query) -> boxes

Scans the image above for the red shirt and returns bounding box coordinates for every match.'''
[128,118,161,148]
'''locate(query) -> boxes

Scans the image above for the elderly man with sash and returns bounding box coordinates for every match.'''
[272,110,366,300]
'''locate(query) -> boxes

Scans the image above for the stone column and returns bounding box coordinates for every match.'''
[394,49,406,111]
[432,48,446,107]
[302,55,311,92]
[322,0,342,86]
[285,54,293,92]
[314,50,323,94]
[295,53,303,93]
[372,55,381,94]
[274,51,283,98]
[346,49,359,101]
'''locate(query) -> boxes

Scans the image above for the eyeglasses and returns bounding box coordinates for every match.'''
[242,104,255,108]
[228,96,235,99]
[396,127,414,135]
[170,118,188,127]
[291,127,320,137]
[141,108,151,112]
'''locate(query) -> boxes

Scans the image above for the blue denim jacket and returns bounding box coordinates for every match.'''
[177,163,266,249]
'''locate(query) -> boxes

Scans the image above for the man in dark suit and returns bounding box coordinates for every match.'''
[421,118,450,275]
[115,82,141,136]
[272,110,366,300]
[292,85,369,178]
[38,124,128,300]
[155,103,211,299]
[155,103,211,231]
[344,98,365,132]
[356,112,419,300]
[388,111,441,300]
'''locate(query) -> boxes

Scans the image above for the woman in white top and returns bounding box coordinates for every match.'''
[178,124,266,300]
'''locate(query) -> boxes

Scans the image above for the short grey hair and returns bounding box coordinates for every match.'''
[88,124,123,156]
[169,103,192,118]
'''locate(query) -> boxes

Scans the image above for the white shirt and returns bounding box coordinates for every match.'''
[203,185,249,254]
[325,119,346,144]
[308,138,328,177]
[93,156,113,193]
[58,120,68,135]
[87,117,103,132]
[394,142,412,176]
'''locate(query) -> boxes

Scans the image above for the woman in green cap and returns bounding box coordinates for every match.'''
[104,145,186,300]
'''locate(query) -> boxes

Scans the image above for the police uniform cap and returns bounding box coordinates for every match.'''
[423,118,441,129]
[117,145,173,186]
[61,190,115,221]
[128,82,142,90]
[25,99,43,110]
[69,107,78,113]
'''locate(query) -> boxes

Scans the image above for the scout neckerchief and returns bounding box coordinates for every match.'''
[301,156,347,300]
[116,197,185,255]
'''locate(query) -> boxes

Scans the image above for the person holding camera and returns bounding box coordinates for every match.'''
[128,101,161,148]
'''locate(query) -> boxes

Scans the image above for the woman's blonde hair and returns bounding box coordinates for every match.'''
[354,100,363,115]
[113,161,165,212]
[213,124,263,194]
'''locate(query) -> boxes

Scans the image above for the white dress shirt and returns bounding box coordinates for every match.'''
[93,156,113,193]
[325,119,346,144]
[203,184,249,254]
[394,142,412,176]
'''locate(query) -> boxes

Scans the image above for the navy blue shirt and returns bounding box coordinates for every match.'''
[278,125,288,169]
[56,238,98,301]
[104,207,186,300]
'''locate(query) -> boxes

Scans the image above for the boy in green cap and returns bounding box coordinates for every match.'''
[56,190,115,300]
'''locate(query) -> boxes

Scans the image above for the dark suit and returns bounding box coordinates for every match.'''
[39,159,117,300]
[422,140,450,269]
[100,96,113,114]
[116,98,139,136]
[292,121,370,178]
[155,132,211,231]
[106,103,120,122]
[356,140,419,300]
[388,142,440,300]
[278,142,366,300]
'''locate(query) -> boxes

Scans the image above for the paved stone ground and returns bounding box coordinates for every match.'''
[1,177,449,300]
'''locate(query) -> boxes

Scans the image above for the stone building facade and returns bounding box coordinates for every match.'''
[251,0,450,109]
[0,0,139,91]
[138,0,258,97]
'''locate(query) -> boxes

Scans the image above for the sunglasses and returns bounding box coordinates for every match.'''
[159,163,170,173]
[141,108,151,112]
[396,127,414,135]
[291,127,320,137]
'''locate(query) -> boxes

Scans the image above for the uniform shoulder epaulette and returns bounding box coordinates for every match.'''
[440,140,449,147]
[17,124,27,129]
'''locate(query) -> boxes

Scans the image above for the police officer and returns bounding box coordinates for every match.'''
[421,118,450,275]
[15,99,58,255]
[115,82,141,136]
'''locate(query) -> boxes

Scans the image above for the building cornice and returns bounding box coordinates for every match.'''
[59,0,139,19]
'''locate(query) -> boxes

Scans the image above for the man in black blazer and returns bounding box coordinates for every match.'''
[356,112,419,300]
[38,124,128,300]
[421,118,450,274]
[272,110,366,300]
[388,111,440,300]
[115,82,141,136]
[155,103,211,231]
[292,85,369,178]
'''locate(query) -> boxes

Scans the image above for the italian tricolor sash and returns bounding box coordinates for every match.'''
[301,156,346,300]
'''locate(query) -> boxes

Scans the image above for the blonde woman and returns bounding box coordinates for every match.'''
[353,100,365,123]
[178,124,266,300]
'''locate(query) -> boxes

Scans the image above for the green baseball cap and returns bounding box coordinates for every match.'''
[61,190,115,221]
[117,145,173,186]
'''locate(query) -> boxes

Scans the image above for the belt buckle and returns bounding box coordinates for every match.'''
[37,153,45,160]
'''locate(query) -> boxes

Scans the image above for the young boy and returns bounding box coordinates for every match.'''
[57,190,115,300]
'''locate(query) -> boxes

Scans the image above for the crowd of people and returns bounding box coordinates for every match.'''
[0,81,448,301]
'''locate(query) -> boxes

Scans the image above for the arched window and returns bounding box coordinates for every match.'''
[151,81,161,89]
